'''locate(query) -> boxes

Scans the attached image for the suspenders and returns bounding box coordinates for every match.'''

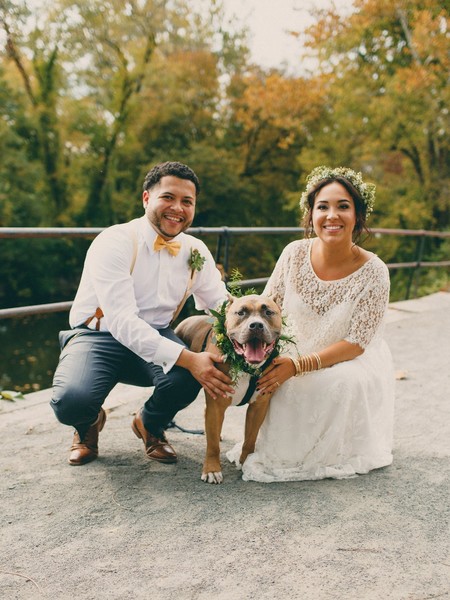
[84,226,196,330]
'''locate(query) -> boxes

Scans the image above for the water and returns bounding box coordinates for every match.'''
[0,301,199,394]
[0,313,70,393]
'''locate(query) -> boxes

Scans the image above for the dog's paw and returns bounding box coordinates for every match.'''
[201,471,224,484]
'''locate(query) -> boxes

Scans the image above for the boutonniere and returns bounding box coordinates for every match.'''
[189,248,206,273]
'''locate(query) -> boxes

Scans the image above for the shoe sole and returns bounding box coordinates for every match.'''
[68,454,98,466]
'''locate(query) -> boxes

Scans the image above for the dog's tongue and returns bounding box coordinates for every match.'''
[244,339,266,364]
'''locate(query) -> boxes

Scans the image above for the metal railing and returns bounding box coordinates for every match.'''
[1,226,449,319]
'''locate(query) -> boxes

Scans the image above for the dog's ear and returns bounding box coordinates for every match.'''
[262,295,281,313]
[270,299,281,312]
[225,294,234,312]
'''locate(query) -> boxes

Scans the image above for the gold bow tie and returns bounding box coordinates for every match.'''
[153,235,181,257]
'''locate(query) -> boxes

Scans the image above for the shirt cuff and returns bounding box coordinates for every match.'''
[152,336,184,374]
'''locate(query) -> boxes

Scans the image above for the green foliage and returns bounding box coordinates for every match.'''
[0,0,448,310]
[209,268,297,382]
[226,268,257,297]
[301,0,449,232]
[0,238,90,307]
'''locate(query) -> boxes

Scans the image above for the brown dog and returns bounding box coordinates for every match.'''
[175,294,282,483]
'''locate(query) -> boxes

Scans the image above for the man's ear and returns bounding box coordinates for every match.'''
[142,190,149,209]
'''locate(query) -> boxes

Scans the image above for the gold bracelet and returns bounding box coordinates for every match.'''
[298,355,304,375]
[300,356,306,375]
[306,354,313,373]
[290,357,301,376]
[299,354,310,374]
[312,352,322,370]
[297,353,321,375]
[299,357,306,376]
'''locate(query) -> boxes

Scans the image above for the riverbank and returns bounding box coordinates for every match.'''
[1,292,449,600]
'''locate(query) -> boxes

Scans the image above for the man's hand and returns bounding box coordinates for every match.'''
[176,349,234,399]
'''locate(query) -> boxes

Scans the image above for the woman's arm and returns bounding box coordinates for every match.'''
[256,340,363,395]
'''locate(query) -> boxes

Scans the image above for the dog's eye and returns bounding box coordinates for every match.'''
[261,304,274,317]
[236,309,246,317]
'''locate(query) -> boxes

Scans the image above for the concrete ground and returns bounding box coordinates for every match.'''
[0,292,449,600]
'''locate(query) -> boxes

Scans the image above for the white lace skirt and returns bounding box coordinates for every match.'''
[227,341,395,482]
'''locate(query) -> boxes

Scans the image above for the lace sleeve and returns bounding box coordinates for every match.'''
[345,261,390,348]
[263,245,291,307]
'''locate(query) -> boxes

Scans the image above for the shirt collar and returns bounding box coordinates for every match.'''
[139,216,185,254]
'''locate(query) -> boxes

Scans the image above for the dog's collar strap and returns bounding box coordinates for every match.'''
[237,350,279,407]
[200,329,213,353]
[237,376,258,406]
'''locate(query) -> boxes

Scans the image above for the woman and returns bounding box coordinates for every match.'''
[228,166,395,482]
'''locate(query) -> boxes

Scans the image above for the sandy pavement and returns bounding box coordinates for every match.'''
[0,292,449,600]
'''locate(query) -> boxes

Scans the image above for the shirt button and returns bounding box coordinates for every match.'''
[163,361,167,367]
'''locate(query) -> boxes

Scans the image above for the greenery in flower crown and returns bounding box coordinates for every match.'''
[209,269,297,382]
[189,248,206,272]
[299,166,376,217]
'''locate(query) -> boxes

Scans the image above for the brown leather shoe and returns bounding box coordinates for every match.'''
[68,408,107,466]
[131,411,177,464]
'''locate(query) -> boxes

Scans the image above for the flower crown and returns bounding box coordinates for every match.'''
[299,166,376,217]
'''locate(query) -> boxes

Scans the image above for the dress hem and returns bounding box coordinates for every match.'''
[227,447,393,483]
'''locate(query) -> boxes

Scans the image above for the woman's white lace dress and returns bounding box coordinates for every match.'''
[227,239,395,482]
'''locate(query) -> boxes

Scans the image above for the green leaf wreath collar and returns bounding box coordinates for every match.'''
[209,270,297,383]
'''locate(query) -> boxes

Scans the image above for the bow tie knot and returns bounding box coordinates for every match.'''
[153,235,181,257]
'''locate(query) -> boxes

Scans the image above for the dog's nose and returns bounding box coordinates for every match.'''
[248,321,264,330]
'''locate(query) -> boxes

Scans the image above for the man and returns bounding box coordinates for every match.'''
[51,161,233,466]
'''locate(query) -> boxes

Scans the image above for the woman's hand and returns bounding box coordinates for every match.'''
[256,356,296,395]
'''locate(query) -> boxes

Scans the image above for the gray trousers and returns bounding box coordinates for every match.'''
[51,327,201,439]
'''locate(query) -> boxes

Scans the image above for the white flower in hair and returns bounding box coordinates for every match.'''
[299,166,376,217]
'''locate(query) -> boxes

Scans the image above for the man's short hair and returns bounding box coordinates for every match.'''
[142,161,200,195]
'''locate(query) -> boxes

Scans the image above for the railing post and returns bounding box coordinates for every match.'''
[214,231,223,267]
[214,227,231,281]
[406,233,426,300]
[222,227,230,281]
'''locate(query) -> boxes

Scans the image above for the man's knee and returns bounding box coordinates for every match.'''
[51,382,100,427]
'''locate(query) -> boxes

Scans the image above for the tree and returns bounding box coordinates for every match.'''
[301,0,449,230]
[0,64,44,226]
[1,1,69,222]
[0,0,248,226]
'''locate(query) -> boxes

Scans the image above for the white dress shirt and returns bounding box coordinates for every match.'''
[70,216,227,373]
